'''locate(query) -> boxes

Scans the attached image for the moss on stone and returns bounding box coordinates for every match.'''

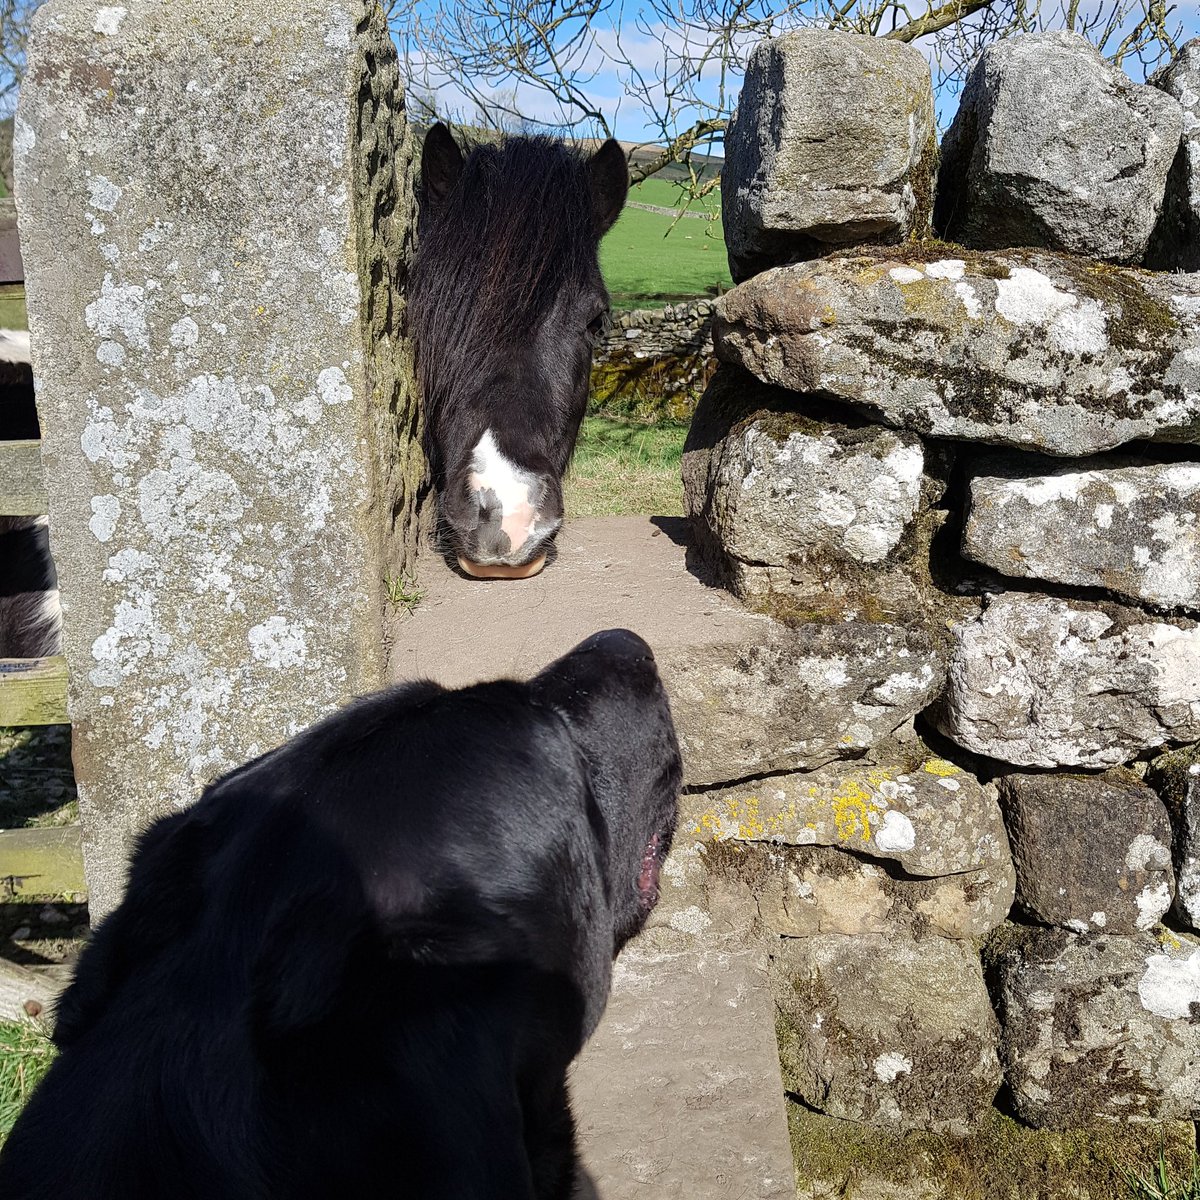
[785,1101,1196,1200]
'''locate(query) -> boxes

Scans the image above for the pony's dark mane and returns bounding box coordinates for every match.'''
[409,136,602,436]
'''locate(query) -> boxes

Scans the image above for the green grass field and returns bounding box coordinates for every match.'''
[601,185,731,310]
[564,415,688,517]
[627,176,722,216]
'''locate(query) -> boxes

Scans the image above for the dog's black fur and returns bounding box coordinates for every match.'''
[410,125,628,568]
[0,629,680,1200]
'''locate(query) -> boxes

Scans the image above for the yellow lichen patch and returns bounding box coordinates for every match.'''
[830,778,879,843]
[922,758,961,778]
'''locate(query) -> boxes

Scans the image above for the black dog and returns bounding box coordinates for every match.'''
[0,629,680,1199]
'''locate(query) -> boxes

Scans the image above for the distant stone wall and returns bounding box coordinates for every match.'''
[16,0,424,916]
[590,299,715,421]
[686,26,1200,1195]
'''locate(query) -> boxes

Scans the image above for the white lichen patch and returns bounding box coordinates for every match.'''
[1048,298,1108,356]
[84,274,149,351]
[875,810,916,853]
[93,6,128,34]
[873,1051,912,1083]
[1135,882,1172,930]
[924,259,966,281]
[168,316,200,349]
[994,268,1077,326]
[317,365,352,406]
[955,280,982,319]
[1138,948,1200,1019]
[86,174,122,213]
[12,117,34,160]
[88,494,121,543]
[247,617,308,670]
[888,266,924,285]
[1127,834,1172,872]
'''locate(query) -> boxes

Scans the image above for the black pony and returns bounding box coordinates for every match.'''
[410,125,628,578]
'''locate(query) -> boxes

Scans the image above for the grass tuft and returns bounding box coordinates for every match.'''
[384,572,424,614]
[0,1018,55,1148]
[564,416,688,518]
[1128,1149,1200,1200]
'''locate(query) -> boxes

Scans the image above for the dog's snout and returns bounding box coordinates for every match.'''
[579,628,654,664]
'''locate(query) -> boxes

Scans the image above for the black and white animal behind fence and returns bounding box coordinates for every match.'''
[0,326,61,661]
[409,125,628,580]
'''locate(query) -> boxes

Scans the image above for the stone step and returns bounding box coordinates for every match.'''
[390,516,797,1197]
[387,515,758,692]
[388,515,944,789]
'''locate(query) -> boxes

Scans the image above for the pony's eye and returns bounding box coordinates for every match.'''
[587,310,611,339]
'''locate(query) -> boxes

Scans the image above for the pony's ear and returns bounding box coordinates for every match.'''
[588,139,628,237]
[422,122,465,212]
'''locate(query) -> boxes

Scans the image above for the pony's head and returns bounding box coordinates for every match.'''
[410,125,627,576]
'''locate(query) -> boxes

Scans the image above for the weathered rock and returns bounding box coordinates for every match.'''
[992,927,1200,1127]
[15,1,423,914]
[713,248,1200,456]
[963,458,1200,611]
[935,595,1200,768]
[683,372,952,620]
[1147,39,1200,271]
[773,934,1003,1134]
[787,1103,1199,1200]
[1147,743,1200,931]
[935,32,1182,263]
[720,841,1010,941]
[662,618,946,787]
[722,30,936,282]
[685,746,1009,878]
[683,746,1014,938]
[998,773,1174,934]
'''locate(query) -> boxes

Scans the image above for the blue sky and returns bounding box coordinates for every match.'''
[395,4,1200,150]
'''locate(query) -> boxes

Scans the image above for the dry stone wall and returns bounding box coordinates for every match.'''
[688,27,1200,1197]
[590,299,715,421]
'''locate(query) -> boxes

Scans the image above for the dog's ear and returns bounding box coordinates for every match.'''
[250,892,356,1041]
[422,122,464,213]
[54,810,205,1047]
[588,138,628,237]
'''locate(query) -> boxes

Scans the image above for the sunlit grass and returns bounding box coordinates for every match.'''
[0,1018,55,1149]
[564,416,688,518]
[600,203,731,310]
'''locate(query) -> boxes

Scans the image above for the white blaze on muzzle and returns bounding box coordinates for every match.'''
[467,429,544,555]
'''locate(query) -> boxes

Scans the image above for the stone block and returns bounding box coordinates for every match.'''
[963,458,1200,611]
[991,927,1200,1127]
[663,616,945,787]
[683,370,950,621]
[1147,39,1200,271]
[15,0,422,914]
[998,773,1174,935]
[713,248,1200,456]
[935,594,1200,769]
[773,934,1002,1134]
[722,30,936,282]
[935,32,1182,263]
[1147,743,1200,931]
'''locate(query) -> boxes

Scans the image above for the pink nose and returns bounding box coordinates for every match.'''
[500,501,537,553]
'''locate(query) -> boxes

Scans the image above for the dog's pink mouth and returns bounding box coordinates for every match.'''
[636,832,664,912]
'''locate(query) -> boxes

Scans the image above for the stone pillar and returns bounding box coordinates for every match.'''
[14,0,424,916]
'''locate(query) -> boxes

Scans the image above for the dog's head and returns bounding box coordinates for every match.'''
[55,630,680,1064]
